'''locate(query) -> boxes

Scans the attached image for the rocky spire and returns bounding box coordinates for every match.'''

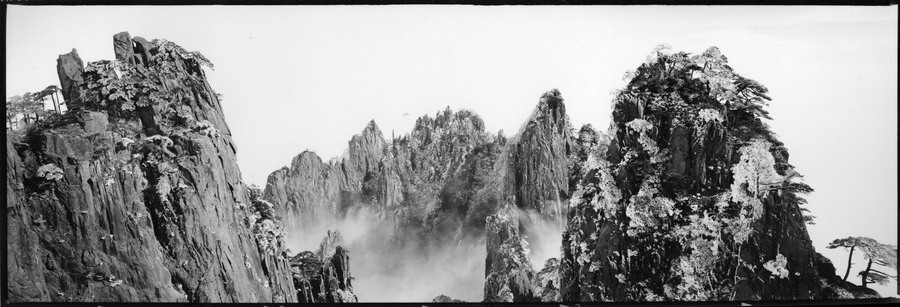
[289,230,357,303]
[56,49,84,107]
[499,89,575,214]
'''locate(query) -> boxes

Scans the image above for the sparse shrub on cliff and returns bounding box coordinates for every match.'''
[36,163,64,181]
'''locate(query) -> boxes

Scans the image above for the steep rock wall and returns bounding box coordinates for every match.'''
[560,46,824,302]
[6,32,294,303]
[289,230,358,303]
[500,89,574,214]
[483,208,538,302]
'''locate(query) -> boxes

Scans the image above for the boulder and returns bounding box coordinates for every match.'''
[56,49,84,107]
[113,31,135,64]
[131,36,154,67]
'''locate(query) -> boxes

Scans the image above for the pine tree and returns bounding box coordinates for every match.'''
[828,236,898,287]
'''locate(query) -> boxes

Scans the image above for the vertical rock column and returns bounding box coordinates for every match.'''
[56,49,84,109]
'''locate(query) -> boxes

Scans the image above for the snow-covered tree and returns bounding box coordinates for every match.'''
[730,139,782,219]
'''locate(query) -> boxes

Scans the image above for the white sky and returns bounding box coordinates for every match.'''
[7,5,898,298]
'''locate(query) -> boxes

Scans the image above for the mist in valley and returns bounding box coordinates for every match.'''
[519,206,568,273]
[280,200,567,302]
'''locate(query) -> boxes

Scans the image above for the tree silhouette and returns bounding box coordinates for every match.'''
[19,92,46,123]
[35,85,62,114]
[7,85,64,130]
[858,241,898,288]
[828,236,898,287]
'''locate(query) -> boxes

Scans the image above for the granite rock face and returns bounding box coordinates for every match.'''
[559,47,831,302]
[499,89,574,214]
[289,231,357,303]
[483,208,538,302]
[7,32,294,303]
[533,257,562,301]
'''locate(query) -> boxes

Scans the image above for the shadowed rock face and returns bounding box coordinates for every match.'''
[500,89,574,214]
[7,32,294,303]
[813,252,881,299]
[290,231,357,303]
[533,257,562,301]
[113,32,136,65]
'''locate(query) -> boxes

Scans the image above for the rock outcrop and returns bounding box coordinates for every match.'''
[814,252,881,299]
[7,32,293,303]
[499,89,574,214]
[560,46,830,301]
[483,207,538,302]
[289,230,357,303]
[56,49,84,107]
[533,257,562,301]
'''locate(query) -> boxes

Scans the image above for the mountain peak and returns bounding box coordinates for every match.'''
[365,119,379,131]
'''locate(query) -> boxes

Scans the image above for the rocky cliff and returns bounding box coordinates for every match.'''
[6,32,294,303]
[498,89,574,215]
[482,206,566,303]
[483,207,538,302]
[290,230,358,303]
[559,46,839,301]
